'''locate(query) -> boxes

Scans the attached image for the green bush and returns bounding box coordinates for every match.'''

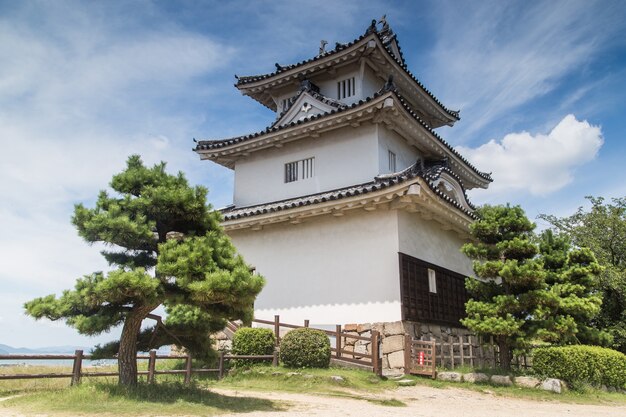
[280,328,331,368]
[533,345,626,389]
[231,327,276,367]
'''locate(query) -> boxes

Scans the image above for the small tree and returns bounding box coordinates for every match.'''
[461,205,546,370]
[25,155,264,385]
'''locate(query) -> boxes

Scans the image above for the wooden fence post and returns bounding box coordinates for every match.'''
[468,336,474,368]
[71,349,83,386]
[218,351,225,380]
[335,325,342,358]
[371,330,381,376]
[403,335,411,375]
[148,350,156,384]
[274,315,280,345]
[304,319,309,328]
[459,335,465,367]
[184,353,192,385]
[272,350,279,367]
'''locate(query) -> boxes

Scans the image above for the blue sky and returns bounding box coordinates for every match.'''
[1,0,625,348]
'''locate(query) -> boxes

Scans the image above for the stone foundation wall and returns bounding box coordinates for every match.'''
[343,320,476,374]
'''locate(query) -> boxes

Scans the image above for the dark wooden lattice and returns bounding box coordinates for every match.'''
[399,253,468,326]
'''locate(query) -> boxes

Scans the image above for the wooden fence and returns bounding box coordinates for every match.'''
[252,315,382,375]
[0,350,278,385]
[433,335,531,369]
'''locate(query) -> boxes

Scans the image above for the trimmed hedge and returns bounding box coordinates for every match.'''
[533,345,626,389]
[231,327,276,367]
[280,328,331,368]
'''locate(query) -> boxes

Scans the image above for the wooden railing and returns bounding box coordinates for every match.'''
[0,350,278,385]
[252,315,382,375]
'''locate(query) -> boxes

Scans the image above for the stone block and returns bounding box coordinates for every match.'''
[384,321,405,336]
[490,375,513,386]
[463,373,489,383]
[344,331,359,346]
[382,335,405,354]
[387,350,405,369]
[397,379,417,386]
[354,344,367,358]
[437,372,462,382]
[357,323,372,333]
[344,323,358,332]
[515,376,540,388]
[541,378,565,394]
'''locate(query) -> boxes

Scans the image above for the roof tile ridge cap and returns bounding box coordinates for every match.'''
[225,177,387,212]
[391,90,493,182]
[235,32,372,87]
[200,92,391,150]
[372,32,459,121]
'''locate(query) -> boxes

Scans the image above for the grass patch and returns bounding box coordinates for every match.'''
[367,398,406,407]
[1,381,284,416]
[214,364,397,395]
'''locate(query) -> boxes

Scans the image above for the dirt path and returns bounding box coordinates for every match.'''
[1,386,624,417]
[208,386,626,417]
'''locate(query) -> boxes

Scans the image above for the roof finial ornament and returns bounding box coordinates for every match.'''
[318,40,328,56]
[365,19,377,35]
[378,15,394,40]
[383,74,395,92]
[275,63,283,71]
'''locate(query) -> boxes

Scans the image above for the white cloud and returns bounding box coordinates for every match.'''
[458,115,603,201]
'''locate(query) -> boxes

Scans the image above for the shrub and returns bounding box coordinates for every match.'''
[533,345,626,389]
[280,328,331,368]
[231,327,276,367]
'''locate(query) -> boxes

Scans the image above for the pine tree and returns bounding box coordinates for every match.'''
[25,155,264,385]
[535,230,605,345]
[461,205,546,370]
[540,197,626,353]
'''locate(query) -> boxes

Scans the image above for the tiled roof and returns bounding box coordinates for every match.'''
[194,88,492,183]
[221,159,477,221]
[234,21,459,121]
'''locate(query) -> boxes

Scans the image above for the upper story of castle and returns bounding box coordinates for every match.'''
[195,18,491,210]
[235,17,459,130]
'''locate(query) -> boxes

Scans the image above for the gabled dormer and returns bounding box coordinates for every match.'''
[273,80,346,128]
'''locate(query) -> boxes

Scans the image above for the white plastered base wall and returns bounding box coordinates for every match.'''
[227,206,474,327]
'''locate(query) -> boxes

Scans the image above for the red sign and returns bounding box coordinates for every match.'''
[419,351,425,365]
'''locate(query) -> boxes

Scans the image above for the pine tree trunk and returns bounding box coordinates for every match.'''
[118,306,155,386]
[497,337,512,371]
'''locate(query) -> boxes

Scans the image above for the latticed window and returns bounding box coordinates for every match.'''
[337,77,356,100]
[399,253,468,326]
[285,157,314,183]
[388,150,396,172]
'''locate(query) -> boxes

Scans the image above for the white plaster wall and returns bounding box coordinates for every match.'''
[229,209,403,325]
[377,127,421,174]
[397,210,474,277]
[361,64,384,98]
[234,124,379,207]
[313,65,362,106]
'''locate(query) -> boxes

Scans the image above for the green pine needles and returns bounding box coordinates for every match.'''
[462,205,602,370]
[24,155,265,385]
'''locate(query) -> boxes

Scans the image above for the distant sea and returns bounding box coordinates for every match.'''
[0,345,171,367]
